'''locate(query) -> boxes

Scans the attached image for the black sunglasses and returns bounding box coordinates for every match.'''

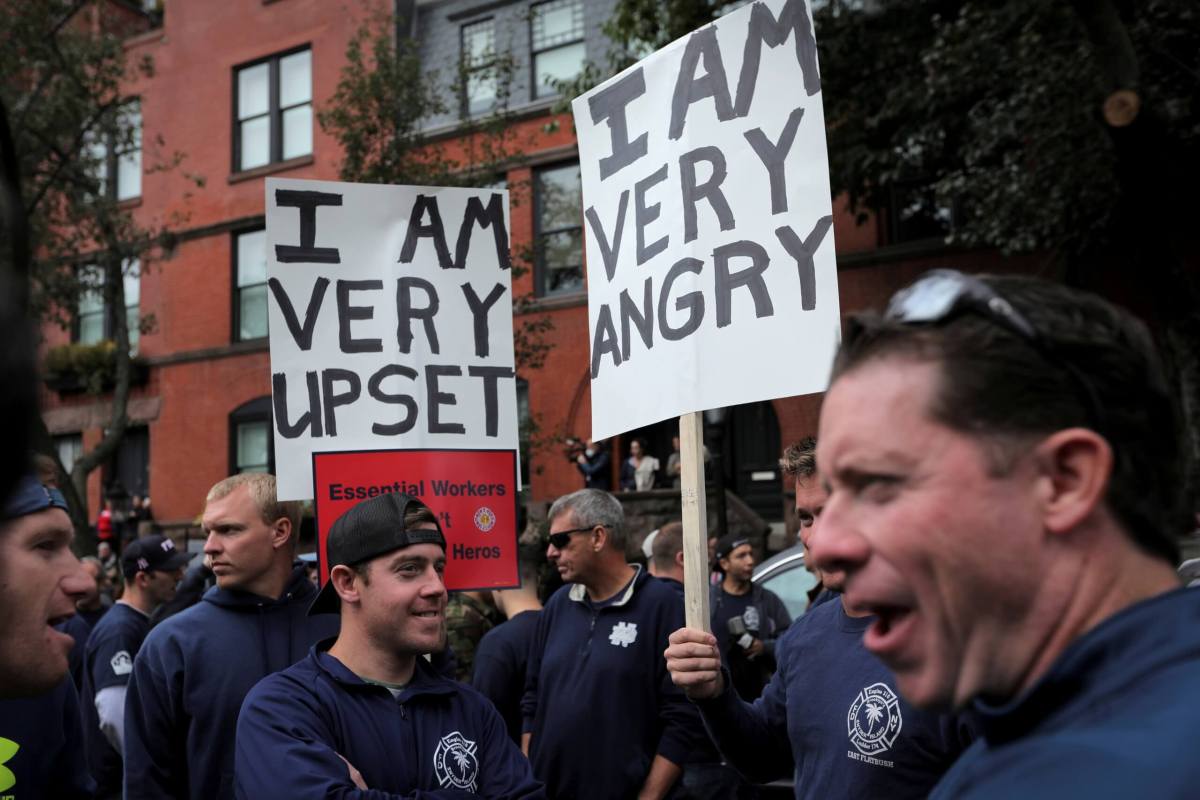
[548,525,597,549]
[880,269,1104,429]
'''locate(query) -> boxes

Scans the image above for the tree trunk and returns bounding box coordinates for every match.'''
[63,253,136,550]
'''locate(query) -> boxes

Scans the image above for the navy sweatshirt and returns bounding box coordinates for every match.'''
[932,587,1200,799]
[81,602,151,795]
[697,596,973,799]
[521,566,701,799]
[124,564,340,799]
[471,610,541,743]
[0,675,95,799]
[55,612,92,690]
[235,642,544,799]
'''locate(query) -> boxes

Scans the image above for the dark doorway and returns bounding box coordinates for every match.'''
[617,417,680,490]
[105,426,150,497]
[719,401,782,522]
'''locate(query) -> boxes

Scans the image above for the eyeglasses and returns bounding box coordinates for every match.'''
[881,269,1103,429]
[547,525,598,550]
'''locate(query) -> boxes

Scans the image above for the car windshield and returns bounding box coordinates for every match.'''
[758,558,819,620]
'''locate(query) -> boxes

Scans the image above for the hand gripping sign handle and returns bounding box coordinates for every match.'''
[679,411,712,633]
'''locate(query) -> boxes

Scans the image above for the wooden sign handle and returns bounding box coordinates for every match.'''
[679,412,711,632]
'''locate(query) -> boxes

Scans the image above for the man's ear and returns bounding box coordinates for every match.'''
[674,550,685,568]
[330,564,361,605]
[592,525,607,552]
[270,517,292,551]
[1032,428,1113,536]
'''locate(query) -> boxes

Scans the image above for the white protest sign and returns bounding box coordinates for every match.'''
[265,178,518,500]
[573,0,840,440]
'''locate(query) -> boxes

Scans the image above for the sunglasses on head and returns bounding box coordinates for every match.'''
[878,269,1103,429]
[547,525,597,550]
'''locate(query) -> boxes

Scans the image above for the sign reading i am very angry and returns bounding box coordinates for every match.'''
[572,0,841,439]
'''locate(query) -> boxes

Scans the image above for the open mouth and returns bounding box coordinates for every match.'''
[47,613,74,627]
[863,603,916,657]
[412,610,442,619]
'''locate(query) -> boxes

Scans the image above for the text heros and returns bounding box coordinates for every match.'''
[265,178,519,501]
[312,449,519,592]
[571,0,842,440]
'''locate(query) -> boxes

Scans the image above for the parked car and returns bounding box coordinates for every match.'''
[748,543,818,798]
[752,543,819,622]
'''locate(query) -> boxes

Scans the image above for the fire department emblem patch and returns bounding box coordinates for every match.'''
[434,731,479,790]
[847,682,902,757]
[473,507,497,532]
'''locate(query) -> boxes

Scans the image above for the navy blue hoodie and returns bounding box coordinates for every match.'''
[124,563,339,799]
[521,566,701,799]
[0,676,95,799]
[471,609,541,743]
[931,587,1200,799]
[235,642,544,799]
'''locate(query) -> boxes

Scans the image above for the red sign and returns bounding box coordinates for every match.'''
[312,449,519,592]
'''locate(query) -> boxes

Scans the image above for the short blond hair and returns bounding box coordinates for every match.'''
[206,473,302,542]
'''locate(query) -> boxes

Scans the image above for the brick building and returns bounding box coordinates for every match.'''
[39,0,1033,543]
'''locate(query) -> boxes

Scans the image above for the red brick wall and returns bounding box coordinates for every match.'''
[39,2,1050,526]
[40,0,388,526]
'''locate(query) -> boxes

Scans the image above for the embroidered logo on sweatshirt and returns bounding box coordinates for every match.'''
[609,621,638,647]
[110,650,133,676]
[434,731,478,791]
[742,605,760,632]
[0,737,19,792]
[847,682,901,761]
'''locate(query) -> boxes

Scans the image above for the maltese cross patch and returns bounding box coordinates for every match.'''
[609,621,638,647]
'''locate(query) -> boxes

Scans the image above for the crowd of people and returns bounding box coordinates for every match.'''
[2,271,1199,798]
[569,434,707,493]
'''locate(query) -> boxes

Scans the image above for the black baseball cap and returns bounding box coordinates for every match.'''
[713,533,751,571]
[121,534,190,579]
[308,492,446,616]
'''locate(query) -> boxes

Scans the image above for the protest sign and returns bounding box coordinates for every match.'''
[312,449,519,591]
[265,178,519,501]
[572,0,840,441]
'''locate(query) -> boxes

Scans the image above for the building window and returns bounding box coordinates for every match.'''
[461,18,496,116]
[530,0,584,99]
[233,229,268,341]
[77,266,106,346]
[84,100,142,201]
[76,261,141,351]
[534,162,583,297]
[234,47,312,172]
[54,434,83,475]
[230,397,274,475]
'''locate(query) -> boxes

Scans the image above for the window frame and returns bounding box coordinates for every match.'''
[532,160,584,298]
[231,227,270,343]
[72,261,141,351]
[529,0,585,100]
[229,396,275,476]
[54,433,83,477]
[460,16,497,117]
[84,98,142,202]
[231,44,312,173]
